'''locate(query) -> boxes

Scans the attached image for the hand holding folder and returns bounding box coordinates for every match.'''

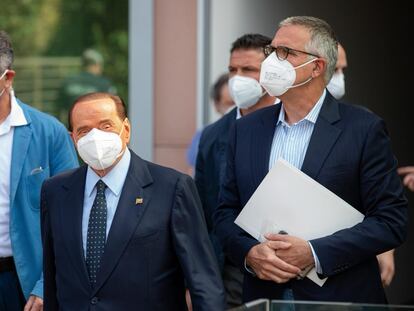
[235,159,364,286]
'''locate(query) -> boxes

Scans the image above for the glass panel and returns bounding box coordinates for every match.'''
[229,299,269,311]
[270,300,414,311]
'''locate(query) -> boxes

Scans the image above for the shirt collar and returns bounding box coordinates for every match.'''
[236,108,242,120]
[0,92,28,135]
[85,148,131,198]
[277,89,326,126]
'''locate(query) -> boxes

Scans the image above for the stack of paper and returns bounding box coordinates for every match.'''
[235,159,364,286]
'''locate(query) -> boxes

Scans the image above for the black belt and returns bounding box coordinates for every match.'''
[0,257,15,273]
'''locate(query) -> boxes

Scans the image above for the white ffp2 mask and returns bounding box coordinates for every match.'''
[228,75,264,109]
[327,72,345,99]
[77,127,123,170]
[259,52,316,96]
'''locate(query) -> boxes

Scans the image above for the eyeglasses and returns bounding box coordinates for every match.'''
[264,45,319,61]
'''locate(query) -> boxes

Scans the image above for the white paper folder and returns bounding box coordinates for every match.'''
[234,159,364,286]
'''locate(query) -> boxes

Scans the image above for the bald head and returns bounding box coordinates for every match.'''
[336,44,348,74]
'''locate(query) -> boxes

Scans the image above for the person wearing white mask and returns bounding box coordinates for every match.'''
[195,34,276,308]
[326,43,347,99]
[0,31,78,311]
[214,16,407,304]
[185,73,234,178]
[328,42,396,288]
[41,92,225,311]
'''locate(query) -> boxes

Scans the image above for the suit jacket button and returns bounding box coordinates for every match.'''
[91,297,99,305]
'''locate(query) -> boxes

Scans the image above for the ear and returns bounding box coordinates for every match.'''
[123,118,131,145]
[311,59,327,79]
[4,70,16,88]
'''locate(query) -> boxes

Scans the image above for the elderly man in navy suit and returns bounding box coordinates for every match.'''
[42,92,225,311]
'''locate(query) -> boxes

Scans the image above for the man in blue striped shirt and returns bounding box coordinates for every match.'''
[214,16,408,304]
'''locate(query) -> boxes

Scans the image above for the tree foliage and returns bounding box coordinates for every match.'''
[0,0,128,101]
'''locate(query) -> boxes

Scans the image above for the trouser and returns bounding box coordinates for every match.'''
[223,260,244,308]
[0,257,25,311]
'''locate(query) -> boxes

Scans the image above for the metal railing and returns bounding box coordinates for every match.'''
[13,56,81,117]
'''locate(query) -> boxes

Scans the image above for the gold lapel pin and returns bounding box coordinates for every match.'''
[135,197,144,205]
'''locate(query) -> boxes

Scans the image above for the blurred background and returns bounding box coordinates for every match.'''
[1,0,413,304]
[0,0,128,123]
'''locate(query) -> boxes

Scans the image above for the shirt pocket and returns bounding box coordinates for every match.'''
[26,166,50,211]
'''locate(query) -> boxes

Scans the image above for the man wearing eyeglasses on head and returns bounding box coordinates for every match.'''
[214,16,408,304]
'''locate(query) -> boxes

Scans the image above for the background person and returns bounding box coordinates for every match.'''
[328,42,396,287]
[186,73,234,176]
[195,33,276,308]
[55,48,116,125]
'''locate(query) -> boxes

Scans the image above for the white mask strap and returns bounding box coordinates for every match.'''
[0,70,9,97]
[289,76,313,89]
[0,69,8,80]
[287,58,317,90]
[293,58,318,70]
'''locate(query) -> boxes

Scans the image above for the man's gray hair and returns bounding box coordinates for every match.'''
[0,30,14,73]
[279,16,338,83]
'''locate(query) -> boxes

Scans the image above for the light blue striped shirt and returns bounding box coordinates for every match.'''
[268,89,327,273]
[269,90,326,170]
[82,148,131,257]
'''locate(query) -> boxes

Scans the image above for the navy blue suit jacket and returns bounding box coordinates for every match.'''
[42,150,225,311]
[214,93,408,303]
[195,108,237,268]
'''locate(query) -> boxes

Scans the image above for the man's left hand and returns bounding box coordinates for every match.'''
[266,233,314,270]
[24,295,43,311]
[377,249,395,287]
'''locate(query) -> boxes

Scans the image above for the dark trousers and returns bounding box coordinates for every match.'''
[0,267,25,311]
[223,260,244,309]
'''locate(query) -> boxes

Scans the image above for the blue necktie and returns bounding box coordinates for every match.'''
[86,180,107,286]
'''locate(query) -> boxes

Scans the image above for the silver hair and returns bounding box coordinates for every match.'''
[0,31,14,74]
[279,16,338,83]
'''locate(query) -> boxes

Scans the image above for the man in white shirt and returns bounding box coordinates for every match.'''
[0,30,78,311]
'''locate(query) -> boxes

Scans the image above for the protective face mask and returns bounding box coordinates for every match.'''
[228,75,264,109]
[259,52,317,96]
[0,70,9,97]
[326,72,345,99]
[77,126,124,171]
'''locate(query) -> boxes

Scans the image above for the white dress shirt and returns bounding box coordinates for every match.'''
[0,93,28,257]
[82,148,131,256]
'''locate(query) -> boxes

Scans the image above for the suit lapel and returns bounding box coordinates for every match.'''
[93,151,153,295]
[301,94,342,179]
[252,105,280,186]
[60,166,90,287]
[10,123,32,206]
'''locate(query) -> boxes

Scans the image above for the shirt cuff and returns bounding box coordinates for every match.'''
[308,241,323,274]
[244,258,256,276]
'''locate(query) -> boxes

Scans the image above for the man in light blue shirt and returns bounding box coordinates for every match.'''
[81,148,131,254]
[214,16,407,303]
[42,92,225,311]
